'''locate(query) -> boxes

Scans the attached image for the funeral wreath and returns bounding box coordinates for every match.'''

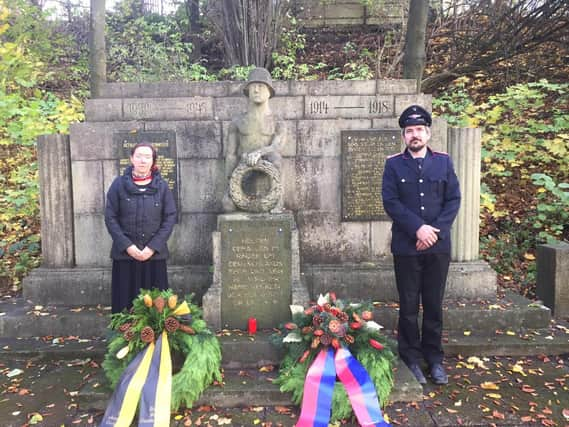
[272,292,397,422]
[102,288,222,410]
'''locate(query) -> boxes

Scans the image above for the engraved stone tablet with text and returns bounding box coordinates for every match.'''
[341,129,400,221]
[115,131,179,211]
[220,218,292,328]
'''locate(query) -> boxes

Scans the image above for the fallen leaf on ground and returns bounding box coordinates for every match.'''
[480,382,499,390]
[28,413,43,424]
[492,410,505,420]
[521,384,536,393]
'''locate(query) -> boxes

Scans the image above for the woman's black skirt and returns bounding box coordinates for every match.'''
[111,259,168,313]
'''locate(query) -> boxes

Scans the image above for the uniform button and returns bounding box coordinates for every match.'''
[420,206,425,210]
[401,178,406,183]
[419,179,424,183]
[142,233,145,237]
[420,192,425,197]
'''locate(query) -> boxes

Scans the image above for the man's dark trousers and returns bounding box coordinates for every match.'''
[394,252,450,366]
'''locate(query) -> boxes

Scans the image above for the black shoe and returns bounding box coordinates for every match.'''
[407,363,427,384]
[430,363,448,385]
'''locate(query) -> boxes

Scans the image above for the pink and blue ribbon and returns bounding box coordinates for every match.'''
[296,347,391,427]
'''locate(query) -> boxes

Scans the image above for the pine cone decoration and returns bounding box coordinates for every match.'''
[344,334,355,345]
[118,322,132,333]
[167,295,178,309]
[123,329,135,341]
[143,294,153,308]
[140,326,155,343]
[179,324,196,335]
[320,334,331,346]
[165,316,180,333]
[153,296,165,313]
[337,312,349,322]
[312,315,323,327]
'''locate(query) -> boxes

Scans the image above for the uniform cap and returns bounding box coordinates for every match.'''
[243,67,275,98]
[398,105,432,128]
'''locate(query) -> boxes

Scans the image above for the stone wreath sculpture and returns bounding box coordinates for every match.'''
[229,160,282,212]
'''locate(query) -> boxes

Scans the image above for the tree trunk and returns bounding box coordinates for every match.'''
[214,0,287,69]
[186,0,202,61]
[403,0,429,92]
[89,0,106,98]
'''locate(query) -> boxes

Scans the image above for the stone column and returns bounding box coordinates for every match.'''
[36,134,75,267]
[537,242,569,319]
[447,127,481,262]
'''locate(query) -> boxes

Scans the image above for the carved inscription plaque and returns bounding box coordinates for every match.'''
[341,129,400,221]
[220,219,291,329]
[115,131,179,211]
[123,97,212,120]
[305,96,392,119]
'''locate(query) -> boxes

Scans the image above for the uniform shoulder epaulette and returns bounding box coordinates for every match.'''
[386,152,404,159]
[432,150,449,156]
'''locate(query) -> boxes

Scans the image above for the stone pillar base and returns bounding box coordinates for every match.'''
[203,212,308,331]
[22,265,211,307]
[304,259,497,302]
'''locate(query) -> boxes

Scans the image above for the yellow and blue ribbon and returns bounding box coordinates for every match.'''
[100,331,172,427]
[296,347,391,427]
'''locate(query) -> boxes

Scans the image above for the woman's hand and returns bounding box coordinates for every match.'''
[140,246,155,261]
[126,244,144,261]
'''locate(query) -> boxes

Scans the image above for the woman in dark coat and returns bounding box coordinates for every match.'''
[104,143,177,313]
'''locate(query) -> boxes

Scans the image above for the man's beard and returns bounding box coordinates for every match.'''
[407,139,426,152]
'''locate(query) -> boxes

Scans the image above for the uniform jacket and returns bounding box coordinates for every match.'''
[381,147,461,255]
[105,166,177,260]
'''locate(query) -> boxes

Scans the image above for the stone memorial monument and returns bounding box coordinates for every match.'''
[204,68,308,330]
[21,75,497,338]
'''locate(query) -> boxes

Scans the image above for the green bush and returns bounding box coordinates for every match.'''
[0,0,83,288]
[435,79,569,295]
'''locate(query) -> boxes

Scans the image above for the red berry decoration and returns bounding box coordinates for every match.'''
[350,321,362,330]
[369,339,384,350]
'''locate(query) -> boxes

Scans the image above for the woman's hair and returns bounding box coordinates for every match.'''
[131,142,159,172]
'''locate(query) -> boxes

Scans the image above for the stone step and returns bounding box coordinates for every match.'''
[0,292,552,338]
[372,291,552,331]
[2,320,569,371]
[77,359,422,412]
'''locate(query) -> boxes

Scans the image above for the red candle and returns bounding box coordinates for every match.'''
[248,317,257,335]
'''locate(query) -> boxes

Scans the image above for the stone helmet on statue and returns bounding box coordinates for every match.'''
[243,67,275,98]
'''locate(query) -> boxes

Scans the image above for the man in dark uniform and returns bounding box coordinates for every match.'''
[381,105,461,385]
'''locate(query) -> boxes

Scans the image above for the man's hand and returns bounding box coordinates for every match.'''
[246,151,262,166]
[416,225,440,250]
[416,240,431,251]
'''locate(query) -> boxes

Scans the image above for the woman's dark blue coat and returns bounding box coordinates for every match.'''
[104,166,177,260]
